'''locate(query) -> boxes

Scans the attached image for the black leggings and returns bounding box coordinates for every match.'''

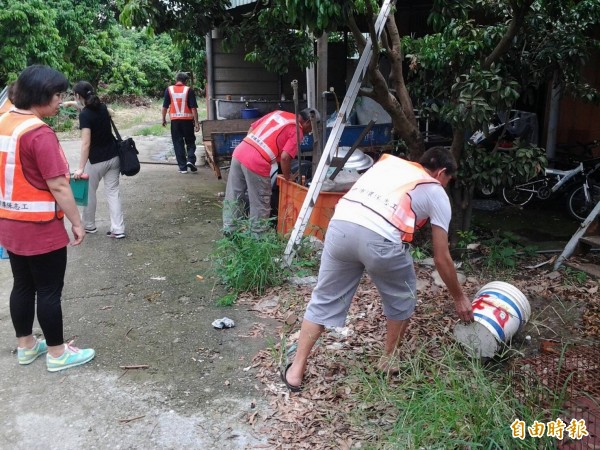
[8,247,66,346]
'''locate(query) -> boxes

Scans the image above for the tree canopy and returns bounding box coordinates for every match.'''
[0,0,205,96]
[117,0,600,152]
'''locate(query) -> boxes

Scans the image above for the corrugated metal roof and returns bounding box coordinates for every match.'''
[227,0,256,9]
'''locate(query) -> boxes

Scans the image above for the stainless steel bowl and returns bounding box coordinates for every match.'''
[335,146,374,172]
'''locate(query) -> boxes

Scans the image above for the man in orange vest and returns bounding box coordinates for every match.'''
[280,147,474,392]
[162,72,200,174]
[222,107,319,235]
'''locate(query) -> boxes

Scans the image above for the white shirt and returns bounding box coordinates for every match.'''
[333,183,451,243]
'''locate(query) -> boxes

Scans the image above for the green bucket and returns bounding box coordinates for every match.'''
[70,178,89,206]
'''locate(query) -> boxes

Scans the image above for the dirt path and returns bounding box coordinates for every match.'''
[0,129,278,448]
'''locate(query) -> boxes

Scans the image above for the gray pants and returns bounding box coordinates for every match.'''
[83,156,124,234]
[304,220,417,327]
[223,158,271,234]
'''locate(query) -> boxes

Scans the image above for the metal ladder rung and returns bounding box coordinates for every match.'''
[283,0,395,263]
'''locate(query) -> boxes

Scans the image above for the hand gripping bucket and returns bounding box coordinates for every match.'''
[454,281,530,358]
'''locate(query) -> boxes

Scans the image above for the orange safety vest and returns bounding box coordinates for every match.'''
[167,83,193,120]
[242,111,297,163]
[0,112,64,222]
[342,154,440,242]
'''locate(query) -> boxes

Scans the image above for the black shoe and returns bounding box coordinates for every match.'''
[187,162,198,172]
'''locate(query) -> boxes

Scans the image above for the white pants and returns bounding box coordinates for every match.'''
[83,156,125,234]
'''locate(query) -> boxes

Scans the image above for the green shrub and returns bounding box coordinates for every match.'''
[457,229,477,249]
[562,267,587,286]
[45,108,78,132]
[211,224,290,302]
[410,245,429,261]
[458,142,547,192]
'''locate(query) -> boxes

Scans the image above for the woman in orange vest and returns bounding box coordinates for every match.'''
[0,65,95,372]
[281,147,474,392]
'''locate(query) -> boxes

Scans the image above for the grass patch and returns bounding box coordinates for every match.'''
[561,267,588,286]
[138,123,167,136]
[111,99,162,130]
[215,292,237,307]
[211,224,290,304]
[210,219,320,305]
[350,342,554,449]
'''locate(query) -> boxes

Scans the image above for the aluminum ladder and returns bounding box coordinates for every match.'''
[283,0,396,264]
[554,201,600,277]
[0,86,9,110]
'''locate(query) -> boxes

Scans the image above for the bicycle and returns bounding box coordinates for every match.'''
[566,158,600,221]
[502,157,600,221]
[502,161,586,207]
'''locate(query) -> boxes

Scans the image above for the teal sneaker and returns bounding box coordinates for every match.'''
[46,343,95,372]
[17,339,48,365]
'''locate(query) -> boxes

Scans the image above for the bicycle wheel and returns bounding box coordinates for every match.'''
[502,186,534,206]
[567,184,600,221]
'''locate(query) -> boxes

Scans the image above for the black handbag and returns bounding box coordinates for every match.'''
[110,117,140,176]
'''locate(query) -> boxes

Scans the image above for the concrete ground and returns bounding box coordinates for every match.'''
[0,135,276,449]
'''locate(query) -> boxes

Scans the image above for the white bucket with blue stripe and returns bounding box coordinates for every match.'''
[454,281,530,358]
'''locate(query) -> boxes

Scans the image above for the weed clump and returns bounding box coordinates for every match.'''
[211,223,290,305]
[351,342,553,449]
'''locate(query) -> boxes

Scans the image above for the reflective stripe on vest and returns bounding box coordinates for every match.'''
[342,154,439,242]
[168,85,193,120]
[242,111,296,163]
[0,112,63,222]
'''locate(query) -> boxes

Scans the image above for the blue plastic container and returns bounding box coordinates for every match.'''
[301,123,393,150]
[240,108,260,119]
[211,122,393,157]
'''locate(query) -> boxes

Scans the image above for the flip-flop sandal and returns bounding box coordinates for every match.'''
[280,362,303,392]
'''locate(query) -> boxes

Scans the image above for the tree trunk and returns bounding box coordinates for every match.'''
[449,183,475,249]
[353,12,425,159]
[448,127,474,248]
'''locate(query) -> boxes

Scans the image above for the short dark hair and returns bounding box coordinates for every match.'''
[12,65,68,109]
[176,72,189,83]
[419,146,457,177]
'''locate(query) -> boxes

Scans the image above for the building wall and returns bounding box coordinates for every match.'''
[211,39,279,100]
[556,44,600,148]
[206,37,309,119]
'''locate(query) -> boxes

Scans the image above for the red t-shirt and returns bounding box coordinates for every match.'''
[233,119,302,177]
[0,123,70,256]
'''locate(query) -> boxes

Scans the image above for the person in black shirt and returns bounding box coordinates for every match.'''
[71,81,125,239]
